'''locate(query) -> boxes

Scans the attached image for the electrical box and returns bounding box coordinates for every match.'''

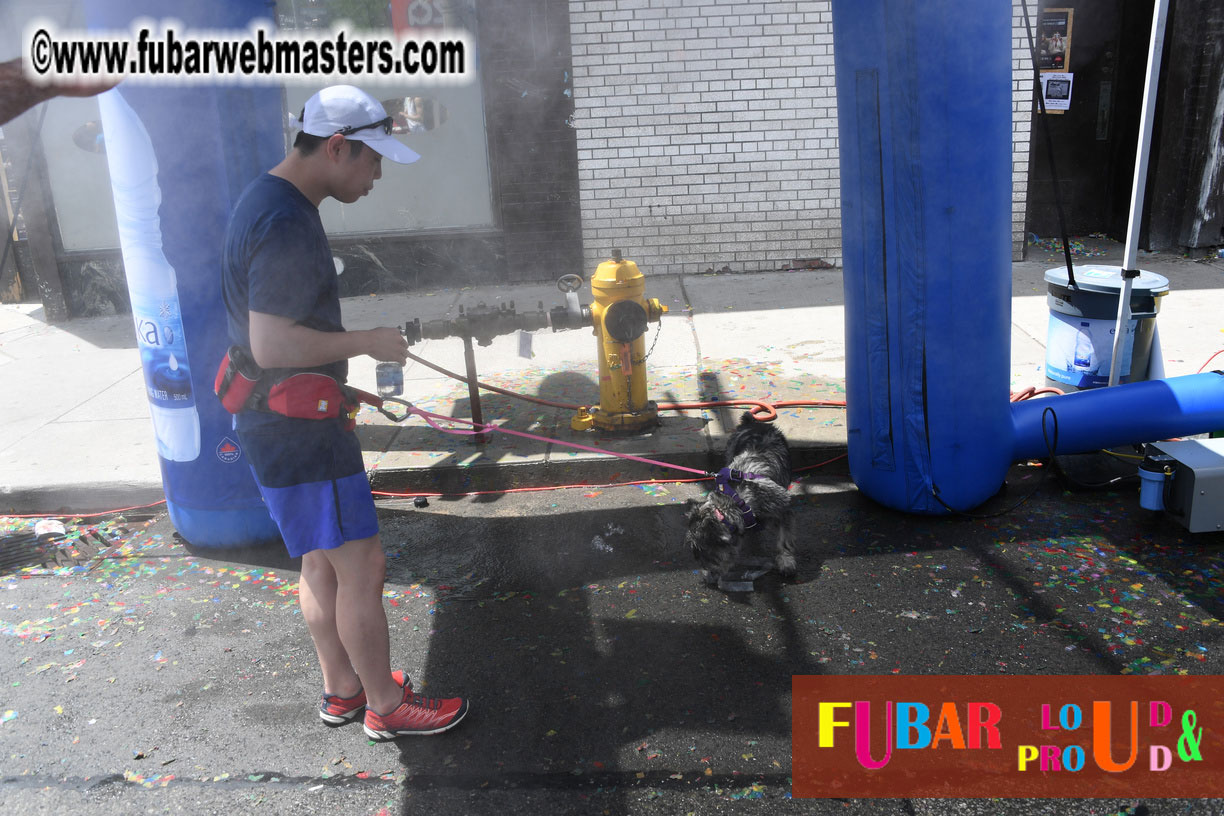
[1146,439,1224,533]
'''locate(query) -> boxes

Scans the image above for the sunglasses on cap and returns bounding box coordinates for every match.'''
[335,116,393,136]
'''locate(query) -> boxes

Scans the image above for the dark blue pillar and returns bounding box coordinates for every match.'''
[832,0,1014,513]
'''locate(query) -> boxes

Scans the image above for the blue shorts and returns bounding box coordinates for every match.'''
[238,417,379,558]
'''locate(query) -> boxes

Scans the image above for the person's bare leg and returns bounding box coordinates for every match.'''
[323,534,402,713]
[299,550,361,698]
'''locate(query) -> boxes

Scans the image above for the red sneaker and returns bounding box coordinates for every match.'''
[318,670,411,726]
[363,685,469,739]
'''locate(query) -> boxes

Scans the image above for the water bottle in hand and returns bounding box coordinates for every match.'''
[376,362,404,397]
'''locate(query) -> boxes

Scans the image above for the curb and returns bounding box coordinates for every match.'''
[367,440,850,495]
[2,482,168,517]
[0,442,851,514]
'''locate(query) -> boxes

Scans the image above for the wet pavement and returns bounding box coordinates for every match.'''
[7,240,1224,512]
[4,236,1224,813]
[2,456,1223,814]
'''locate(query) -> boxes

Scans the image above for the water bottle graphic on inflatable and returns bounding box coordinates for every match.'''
[91,0,284,547]
[99,90,201,463]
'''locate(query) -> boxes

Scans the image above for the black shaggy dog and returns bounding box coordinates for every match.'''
[684,412,796,586]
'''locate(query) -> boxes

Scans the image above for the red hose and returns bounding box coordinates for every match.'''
[406,351,846,422]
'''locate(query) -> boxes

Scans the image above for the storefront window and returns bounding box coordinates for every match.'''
[279,0,494,234]
[17,0,492,255]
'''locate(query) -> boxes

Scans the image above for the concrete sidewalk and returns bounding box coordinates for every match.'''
[2,237,1222,513]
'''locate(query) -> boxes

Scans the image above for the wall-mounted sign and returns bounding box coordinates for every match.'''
[1041,72,1074,111]
[1037,8,1074,115]
[1038,8,1074,71]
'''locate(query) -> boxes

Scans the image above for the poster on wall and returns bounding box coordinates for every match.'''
[1038,8,1074,71]
[285,0,495,236]
[1037,8,1073,115]
[1041,72,1074,111]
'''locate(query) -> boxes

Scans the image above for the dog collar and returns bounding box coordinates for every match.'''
[714,467,761,530]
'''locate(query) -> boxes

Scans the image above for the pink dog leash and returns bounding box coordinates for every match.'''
[380,398,713,478]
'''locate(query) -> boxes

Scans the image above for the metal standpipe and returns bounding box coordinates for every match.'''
[460,334,485,443]
[403,300,551,444]
[400,252,669,438]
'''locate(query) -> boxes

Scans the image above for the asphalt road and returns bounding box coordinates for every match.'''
[2,456,1223,815]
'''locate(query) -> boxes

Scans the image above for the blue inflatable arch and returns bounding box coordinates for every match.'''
[832,0,1014,513]
[832,0,1224,514]
[90,0,284,546]
[92,0,1224,538]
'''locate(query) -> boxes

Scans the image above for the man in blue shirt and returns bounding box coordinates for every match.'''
[222,85,467,739]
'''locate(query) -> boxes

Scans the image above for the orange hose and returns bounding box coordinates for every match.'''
[1197,349,1224,373]
[406,350,846,422]
[370,452,850,499]
[2,499,167,520]
[1009,386,1065,402]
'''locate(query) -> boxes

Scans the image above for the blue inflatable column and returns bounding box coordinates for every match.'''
[831,0,1014,513]
[89,0,283,547]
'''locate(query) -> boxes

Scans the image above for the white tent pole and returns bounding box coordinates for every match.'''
[1108,0,1170,388]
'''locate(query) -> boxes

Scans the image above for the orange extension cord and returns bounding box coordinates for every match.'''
[407,350,847,422]
[406,351,1065,418]
[3,357,1080,516]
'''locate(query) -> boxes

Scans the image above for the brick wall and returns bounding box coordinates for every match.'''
[569,0,1037,276]
[1012,0,1039,259]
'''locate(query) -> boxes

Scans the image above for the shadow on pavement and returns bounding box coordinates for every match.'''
[175,456,1224,814]
[378,501,824,813]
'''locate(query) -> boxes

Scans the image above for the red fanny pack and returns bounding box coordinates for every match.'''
[214,347,382,430]
[272,376,382,431]
[214,345,262,414]
[267,373,376,427]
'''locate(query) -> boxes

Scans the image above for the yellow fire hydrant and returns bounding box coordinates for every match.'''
[572,250,668,432]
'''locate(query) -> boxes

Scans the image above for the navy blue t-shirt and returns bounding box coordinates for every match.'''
[222,173,347,429]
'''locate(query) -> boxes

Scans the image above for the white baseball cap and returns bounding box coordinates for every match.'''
[297,85,420,164]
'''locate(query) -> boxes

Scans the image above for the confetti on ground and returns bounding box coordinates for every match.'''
[1028,233,1111,257]
[123,769,175,788]
[2,472,1221,803]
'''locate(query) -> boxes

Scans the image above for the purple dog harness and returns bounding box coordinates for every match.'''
[714,467,763,531]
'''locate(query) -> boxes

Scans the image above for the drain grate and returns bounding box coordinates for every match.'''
[0,528,112,573]
[0,533,42,573]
